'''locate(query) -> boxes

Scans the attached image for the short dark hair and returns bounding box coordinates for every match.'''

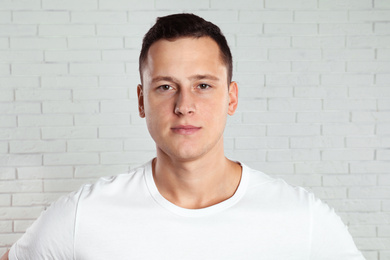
[139,13,233,83]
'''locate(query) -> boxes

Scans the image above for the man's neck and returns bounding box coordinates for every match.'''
[152,150,242,209]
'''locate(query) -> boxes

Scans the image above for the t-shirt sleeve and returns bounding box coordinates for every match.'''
[309,194,366,260]
[8,187,85,260]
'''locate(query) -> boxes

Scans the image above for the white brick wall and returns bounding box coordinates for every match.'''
[0,1,389,258]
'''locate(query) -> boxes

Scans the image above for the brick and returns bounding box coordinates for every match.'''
[0,221,11,232]
[239,86,292,98]
[235,137,288,149]
[211,0,263,8]
[44,153,99,166]
[348,225,377,237]
[0,12,10,23]
[39,25,95,36]
[224,125,266,137]
[377,124,390,135]
[379,226,390,237]
[294,87,348,98]
[17,166,73,179]
[267,124,321,136]
[347,136,390,148]
[0,234,24,247]
[323,49,374,61]
[225,149,266,163]
[0,0,40,10]
[0,180,42,193]
[124,138,156,151]
[250,162,294,174]
[295,161,348,174]
[155,0,210,9]
[10,141,66,154]
[351,10,390,22]
[45,50,100,62]
[12,193,63,206]
[350,162,390,174]
[0,168,15,180]
[375,0,390,8]
[297,111,349,123]
[310,187,347,199]
[100,100,137,113]
[290,136,344,148]
[348,35,390,48]
[67,139,122,152]
[75,114,130,126]
[10,37,67,50]
[74,165,129,178]
[71,11,126,23]
[0,25,36,36]
[350,88,390,98]
[242,112,295,124]
[0,64,10,75]
[237,99,267,111]
[319,0,372,9]
[0,37,8,48]
[292,61,345,72]
[0,142,8,153]
[269,49,321,61]
[0,50,43,62]
[378,150,390,161]
[292,36,345,48]
[350,187,390,199]
[41,76,98,88]
[12,63,67,76]
[269,99,322,111]
[320,24,372,35]
[0,155,42,167]
[378,100,390,110]
[267,149,320,162]
[295,11,347,22]
[375,23,390,35]
[18,115,73,127]
[70,63,125,75]
[68,37,123,49]
[100,151,156,164]
[102,50,140,62]
[42,0,98,9]
[236,35,290,47]
[379,174,390,186]
[277,174,322,187]
[239,11,292,22]
[322,149,374,161]
[0,128,40,140]
[0,90,13,102]
[265,0,316,8]
[15,89,71,101]
[99,0,154,9]
[266,74,319,85]
[14,220,35,233]
[321,74,373,86]
[324,99,377,110]
[348,61,390,73]
[352,111,390,123]
[325,199,380,212]
[356,238,390,250]
[13,11,69,23]
[96,24,148,36]
[0,195,10,206]
[73,88,127,100]
[0,116,16,127]
[233,48,267,61]
[43,101,99,114]
[98,125,157,139]
[41,127,97,139]
[323,175,376,186]
[378,49,390,61]
[264,24,317,35]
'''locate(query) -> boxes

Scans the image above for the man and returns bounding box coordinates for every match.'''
[2,13,364,259]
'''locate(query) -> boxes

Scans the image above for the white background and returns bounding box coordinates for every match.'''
[0,0,390,259]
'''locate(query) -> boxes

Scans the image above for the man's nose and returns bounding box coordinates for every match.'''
[174,89,196,115]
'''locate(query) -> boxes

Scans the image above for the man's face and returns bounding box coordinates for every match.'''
[138,36,238,161]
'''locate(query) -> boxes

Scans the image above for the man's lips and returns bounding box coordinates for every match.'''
[171,125,201,135]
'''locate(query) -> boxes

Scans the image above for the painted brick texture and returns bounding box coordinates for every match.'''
[0,0,389,259]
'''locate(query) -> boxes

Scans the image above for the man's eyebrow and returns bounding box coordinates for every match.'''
[151,76,178,84]
[189,74,220,81]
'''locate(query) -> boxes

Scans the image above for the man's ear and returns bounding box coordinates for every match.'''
[228,81,238,116]
[137,84,145,118]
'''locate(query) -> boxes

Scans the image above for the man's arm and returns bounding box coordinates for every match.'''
[0,250,9,260]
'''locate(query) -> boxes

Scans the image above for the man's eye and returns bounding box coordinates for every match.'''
[159,85,172,90]
[198,84,210,89]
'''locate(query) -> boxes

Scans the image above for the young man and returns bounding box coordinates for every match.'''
[2,13,364,259]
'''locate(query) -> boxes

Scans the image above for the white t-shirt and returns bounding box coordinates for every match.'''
[9,160,365,260]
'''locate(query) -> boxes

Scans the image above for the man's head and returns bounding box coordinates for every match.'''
[139,13,233,83]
